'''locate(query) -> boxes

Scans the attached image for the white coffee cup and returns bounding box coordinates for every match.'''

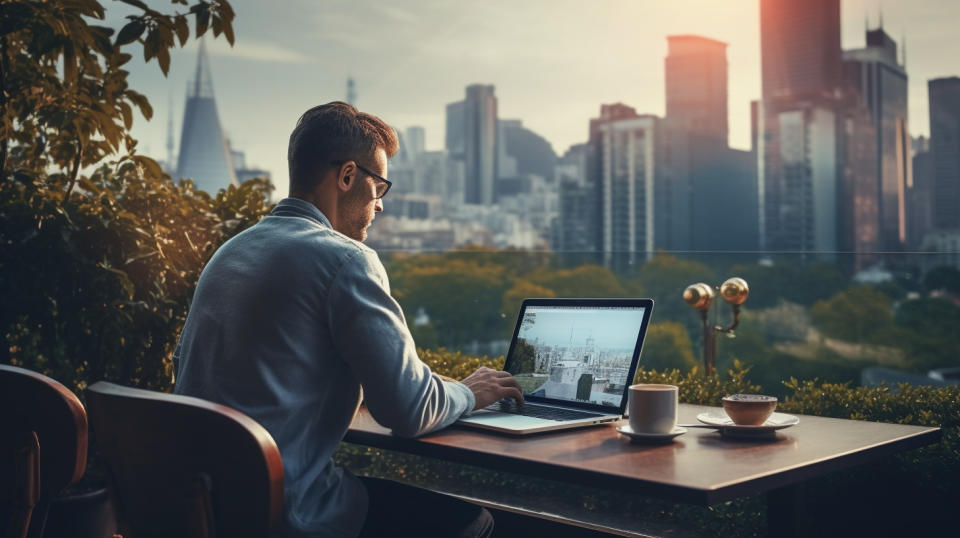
[627,384,678,434]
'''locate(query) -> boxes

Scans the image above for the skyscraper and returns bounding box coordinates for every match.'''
[761,104,840,252]
[405,126,426,159]
[929,77,960,230]
[498,119,557,181]
[909,136,935,248]
[844,27,909,249]
[589,105,657,267]
[553,144,599,259]
[760,0,842,100]
[840,103,880,267]
[656,125,758,252]
[757,0,843,253]
[176,40,237,193]
[445,101,465,160]
[660,35,757,252]
[446,84,498,205]
[665,35,729,144]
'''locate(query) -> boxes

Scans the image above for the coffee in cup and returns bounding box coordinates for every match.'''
[628,384,678,434]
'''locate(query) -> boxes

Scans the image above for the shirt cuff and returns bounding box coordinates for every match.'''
[445,380,476,417]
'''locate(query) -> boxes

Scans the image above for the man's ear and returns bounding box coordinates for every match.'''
[336,161,356,193]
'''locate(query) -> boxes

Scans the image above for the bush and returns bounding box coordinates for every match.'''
[0,0,241,396]
[0,168,273,395]
[418,348,504,380]
[338,349,959,538]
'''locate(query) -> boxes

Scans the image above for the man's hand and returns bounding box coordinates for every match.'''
[460,367,524,410]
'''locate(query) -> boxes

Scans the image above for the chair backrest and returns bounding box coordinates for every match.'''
[0,365,88,538]
[85,381,284,538]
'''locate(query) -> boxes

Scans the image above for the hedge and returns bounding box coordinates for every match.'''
[335,349,959,537]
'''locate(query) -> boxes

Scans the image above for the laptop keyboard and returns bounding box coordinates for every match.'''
[489,400,604,422]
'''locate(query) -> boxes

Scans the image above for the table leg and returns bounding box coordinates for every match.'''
[767,483,804,538]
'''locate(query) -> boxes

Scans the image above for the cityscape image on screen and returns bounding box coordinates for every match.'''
[507,306,647,407]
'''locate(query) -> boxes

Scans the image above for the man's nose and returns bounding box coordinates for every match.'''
[375,198,383,213]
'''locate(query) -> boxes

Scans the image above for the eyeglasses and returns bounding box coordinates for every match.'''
[354,163,392,199]
[330,160,391,199]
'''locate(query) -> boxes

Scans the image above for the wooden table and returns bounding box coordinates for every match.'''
[345,403,941,537]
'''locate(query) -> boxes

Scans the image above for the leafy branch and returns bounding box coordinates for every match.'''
[0,0,235,199]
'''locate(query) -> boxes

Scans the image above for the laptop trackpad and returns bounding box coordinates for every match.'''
[460,411,556,428]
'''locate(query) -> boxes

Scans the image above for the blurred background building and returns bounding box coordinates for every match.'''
[170,40,269,191]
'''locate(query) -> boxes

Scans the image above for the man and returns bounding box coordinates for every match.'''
[174,102,523,538]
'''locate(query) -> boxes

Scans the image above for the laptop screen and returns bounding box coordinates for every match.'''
[505,302,650,410]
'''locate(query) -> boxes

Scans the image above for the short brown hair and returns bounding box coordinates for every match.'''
[287,102,399,194]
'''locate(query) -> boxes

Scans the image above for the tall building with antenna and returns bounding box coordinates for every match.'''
[165,93,175,175]
[346,77,357,106]
[176,39,238,192]
[843,25,910,249]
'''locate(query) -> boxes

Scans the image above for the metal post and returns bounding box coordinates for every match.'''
[684,278,749,377]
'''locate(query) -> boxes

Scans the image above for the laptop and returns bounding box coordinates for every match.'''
[456,298,654,435]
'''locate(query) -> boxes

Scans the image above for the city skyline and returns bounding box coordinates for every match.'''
[108,0,960,196]
[518,308,647,352]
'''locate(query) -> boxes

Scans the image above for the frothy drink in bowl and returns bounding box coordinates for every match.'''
[628,384,678,434]
[722,394,777,425]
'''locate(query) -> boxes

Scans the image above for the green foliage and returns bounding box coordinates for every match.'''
[809,285,894,341]
[393,258,512,345]
[632,360,762,405]
[417,348,504,381]
[388,252,641,349]
[0,0,254,395]
[500,279,554,326]
[1,166,273,394]
[715,320,772,368]
[0,0,235,185]
[636,253,715,324]
[526,264,629,298]
[893,297,960,371]
[511,339,535,374]
[781,378,960,523]
[639,322,698,373]
[728,260,847,309]
[923,265,960,294]
[342,351,959,537]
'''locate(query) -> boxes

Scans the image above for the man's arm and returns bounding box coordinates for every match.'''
[326,249,519,436]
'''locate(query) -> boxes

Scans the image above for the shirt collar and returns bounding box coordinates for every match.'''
[271,197,333,228]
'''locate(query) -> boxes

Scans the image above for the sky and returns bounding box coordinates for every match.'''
[112,0,960,196]
[519,307,647,350]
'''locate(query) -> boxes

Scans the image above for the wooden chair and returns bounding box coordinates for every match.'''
[0,364,88,538]
[85,381,284,538]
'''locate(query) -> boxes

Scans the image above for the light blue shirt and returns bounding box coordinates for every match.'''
[174,197,475,538]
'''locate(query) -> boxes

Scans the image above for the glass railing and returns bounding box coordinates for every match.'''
[378,248,960,396]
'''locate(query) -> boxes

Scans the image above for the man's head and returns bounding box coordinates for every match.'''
[288,102,399,241]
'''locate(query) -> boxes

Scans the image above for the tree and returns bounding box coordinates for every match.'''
[809,286,894,342]
[729,261,848,309]
[501,279,555,325]
[894,297,960,371]
[512,338,536,374]
[0,0,248,393]
[1,0,235,190]
[636,254,715,327]
[923,266,960,295]
[2,169,272,392]
[527,264,630,298]
[639,322,698,372]
[391,259,511,346]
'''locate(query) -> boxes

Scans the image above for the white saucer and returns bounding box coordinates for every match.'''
[696,409,799,435]
[617,424,687,442]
